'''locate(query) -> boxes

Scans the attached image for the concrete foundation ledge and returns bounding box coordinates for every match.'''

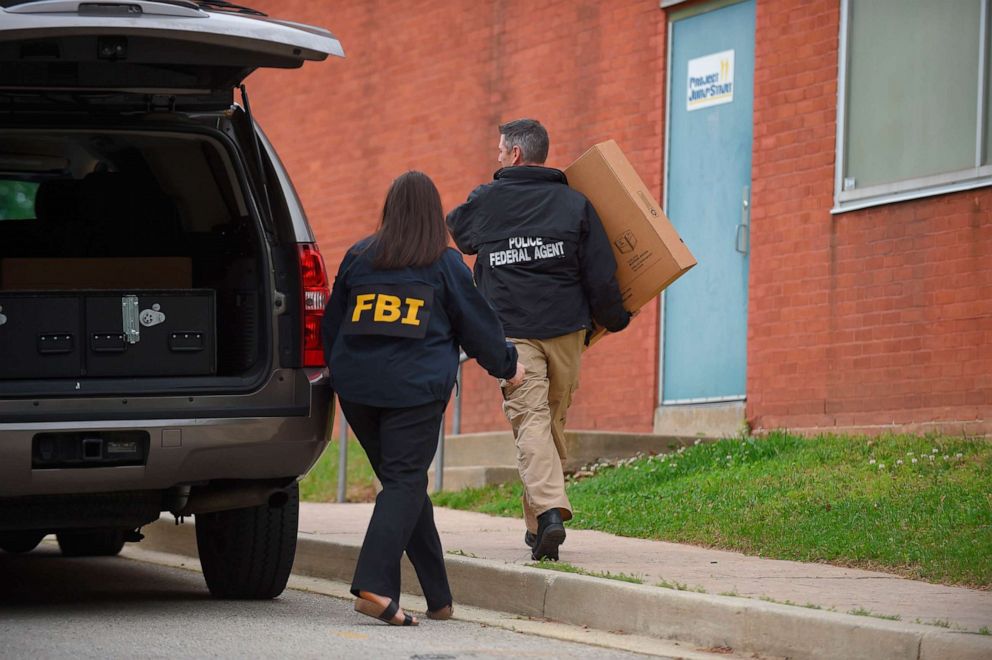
[139,519,992,660]
[444,429,701,472]
[427,465,519,491]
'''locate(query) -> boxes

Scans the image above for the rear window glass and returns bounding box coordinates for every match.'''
[0,180,39,221]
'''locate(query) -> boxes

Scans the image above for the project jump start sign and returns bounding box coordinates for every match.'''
[687,49,735,111]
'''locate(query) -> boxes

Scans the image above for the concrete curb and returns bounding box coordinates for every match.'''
[141,520,992,660]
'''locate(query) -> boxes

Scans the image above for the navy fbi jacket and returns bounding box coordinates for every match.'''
[446,165,630,340]
[321,239,518,408]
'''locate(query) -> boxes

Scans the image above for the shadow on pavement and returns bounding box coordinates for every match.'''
[0,543,211,608]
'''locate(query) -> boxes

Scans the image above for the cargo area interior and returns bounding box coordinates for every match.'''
[0,128,269,390]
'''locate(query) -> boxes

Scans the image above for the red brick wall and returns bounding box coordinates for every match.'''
[247,1,666,433]
[749,0,992,436]
[246,0,990,437]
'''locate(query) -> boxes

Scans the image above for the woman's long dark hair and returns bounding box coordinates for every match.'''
[371,171,448,270]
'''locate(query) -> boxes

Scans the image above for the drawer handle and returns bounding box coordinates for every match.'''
[38,333,74,355]
[91,333,126,353]
[169,332,205,353]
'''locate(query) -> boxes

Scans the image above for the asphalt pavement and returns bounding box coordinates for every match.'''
[0,544,654,660]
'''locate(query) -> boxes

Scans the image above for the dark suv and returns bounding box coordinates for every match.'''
[0,0,341,598]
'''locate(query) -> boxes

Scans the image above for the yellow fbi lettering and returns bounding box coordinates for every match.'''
[345,283,433,338]
[352,293,425,326]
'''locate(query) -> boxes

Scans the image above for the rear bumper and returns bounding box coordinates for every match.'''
[0,370,332,498]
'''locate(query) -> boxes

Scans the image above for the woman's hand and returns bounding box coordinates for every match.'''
[506,363,526,387]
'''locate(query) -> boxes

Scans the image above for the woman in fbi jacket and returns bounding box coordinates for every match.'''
[321,171,524,626]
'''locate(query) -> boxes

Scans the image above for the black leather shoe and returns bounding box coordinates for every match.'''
[531,509,566,561]
[524,531,536,549]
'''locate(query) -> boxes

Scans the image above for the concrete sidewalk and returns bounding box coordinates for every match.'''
[142,502,992,660]
[299,503,992,633]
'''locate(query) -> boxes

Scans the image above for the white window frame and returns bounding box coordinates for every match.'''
[833,0,992,214]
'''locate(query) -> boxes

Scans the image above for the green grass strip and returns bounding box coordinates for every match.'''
[433,432,992,587]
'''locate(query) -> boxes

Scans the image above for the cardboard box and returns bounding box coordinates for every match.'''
[0,257,193,291]
[564,140,696,345]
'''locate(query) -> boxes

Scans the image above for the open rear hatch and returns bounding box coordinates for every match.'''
[0,0,343,101]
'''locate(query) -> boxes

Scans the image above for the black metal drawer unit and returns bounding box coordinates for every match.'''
[85,291,215,377]
[0,290,216,379]
[0,294,82,379]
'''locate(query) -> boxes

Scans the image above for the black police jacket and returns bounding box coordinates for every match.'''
[321,239,518,408]
[446,166,630,339]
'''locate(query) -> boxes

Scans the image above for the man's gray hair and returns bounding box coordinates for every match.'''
[499,118,549,164]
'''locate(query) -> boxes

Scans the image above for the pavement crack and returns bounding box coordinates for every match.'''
[746,576,901,580]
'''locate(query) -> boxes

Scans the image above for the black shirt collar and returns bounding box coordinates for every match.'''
[494,165,568,185]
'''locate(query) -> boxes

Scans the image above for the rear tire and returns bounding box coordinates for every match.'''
[195,482,299,599]
[56,529,126,557]
[0,531,46,554]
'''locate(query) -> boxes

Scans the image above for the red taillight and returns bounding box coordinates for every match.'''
[298,243,329,367]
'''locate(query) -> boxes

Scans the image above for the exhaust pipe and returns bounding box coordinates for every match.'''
[173,479,294,516]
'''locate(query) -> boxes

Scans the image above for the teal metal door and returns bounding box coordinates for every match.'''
[662,0,754,404]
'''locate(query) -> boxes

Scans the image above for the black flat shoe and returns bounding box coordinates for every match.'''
[531,508,566,561]
[355,597,418,626]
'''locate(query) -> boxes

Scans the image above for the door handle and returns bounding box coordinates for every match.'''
[735,224,749,254]
[736,185,750,255]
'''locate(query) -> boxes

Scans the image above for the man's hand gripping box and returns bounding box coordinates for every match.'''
[565,140,697,347]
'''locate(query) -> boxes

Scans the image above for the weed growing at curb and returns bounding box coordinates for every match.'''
[915,618,970,631]
[655,577,705,592]
[527,559,644,584]
[979,626,990,635]
[656,578,687,590]
[446,549,479,559]
[848,607,901,621]
[761,597,824,610]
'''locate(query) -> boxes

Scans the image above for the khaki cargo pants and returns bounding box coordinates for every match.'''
[501,330,584,534]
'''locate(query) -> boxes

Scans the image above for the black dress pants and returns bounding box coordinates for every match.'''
[340,398,452,612]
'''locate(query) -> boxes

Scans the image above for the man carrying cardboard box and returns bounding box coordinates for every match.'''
[446,118,631,561]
